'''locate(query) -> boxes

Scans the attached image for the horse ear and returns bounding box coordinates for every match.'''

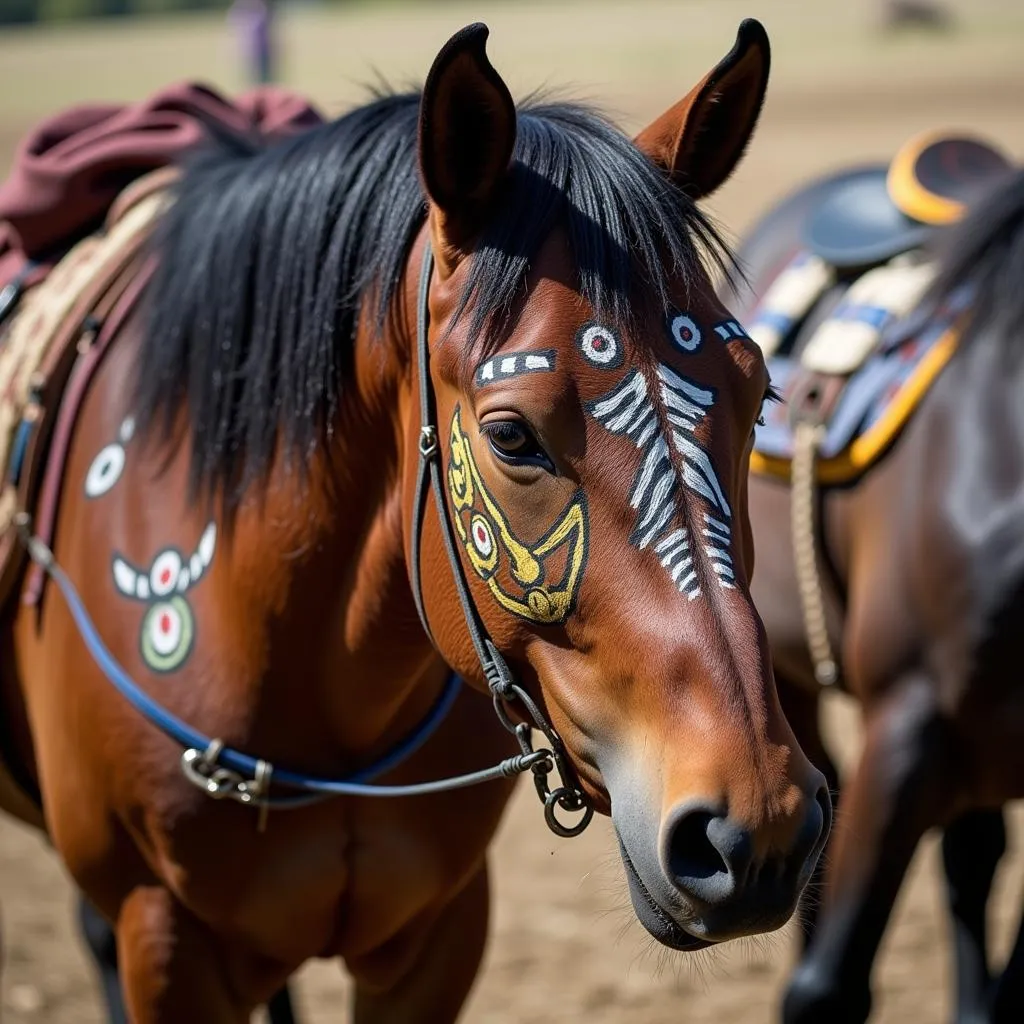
[419,23,516,274]
[635,19,770,200]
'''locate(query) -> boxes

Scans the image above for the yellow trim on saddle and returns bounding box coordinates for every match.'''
[750,322,961,485]
[887,130,966,226]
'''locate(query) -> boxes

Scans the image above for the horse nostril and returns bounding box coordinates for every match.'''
[664,806,754,902]
[811,783,832,853]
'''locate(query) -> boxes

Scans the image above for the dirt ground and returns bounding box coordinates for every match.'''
[0,1,1022,1021]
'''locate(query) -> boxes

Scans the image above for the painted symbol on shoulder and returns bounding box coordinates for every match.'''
[110,522,216,673]
[84,415,136,498]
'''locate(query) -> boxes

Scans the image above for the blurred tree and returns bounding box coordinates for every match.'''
[0,0,37,22]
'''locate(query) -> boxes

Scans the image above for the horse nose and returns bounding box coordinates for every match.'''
[663,787,830,910]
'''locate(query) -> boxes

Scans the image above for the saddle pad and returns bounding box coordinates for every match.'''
[747,252,834,359]
[0,186,168,537]
[750,292,968,485]
[800,256,937,375]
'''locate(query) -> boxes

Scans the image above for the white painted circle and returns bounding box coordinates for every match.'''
[84,444,125,498]
[148,601,183,656]
[578,324,620,366]
[471,517,494,558]
[669,314,702,352]
[150,549,182,597]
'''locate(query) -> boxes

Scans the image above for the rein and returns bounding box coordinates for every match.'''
[15,244,593,838]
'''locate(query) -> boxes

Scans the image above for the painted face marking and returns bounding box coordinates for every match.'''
[668,312,702,352]
[448,407,588,624]
[84,416,136,498]
[588,353,735,595]
[713,319,750,343]
[702,513,736,590]
[111,522,217,673]
[474,349,557,389]
[576,323,624,369]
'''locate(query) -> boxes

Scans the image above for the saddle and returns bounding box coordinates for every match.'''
[748,130,1013,485]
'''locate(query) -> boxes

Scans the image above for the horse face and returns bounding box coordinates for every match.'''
[414,21,830,949]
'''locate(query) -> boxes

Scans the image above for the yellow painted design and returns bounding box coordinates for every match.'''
[447,408,588,624]
[750,324,960,485]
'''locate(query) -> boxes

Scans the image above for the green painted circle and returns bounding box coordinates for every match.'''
[140,596,195,674]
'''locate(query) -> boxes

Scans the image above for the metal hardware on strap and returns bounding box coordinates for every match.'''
[791,422,839,686]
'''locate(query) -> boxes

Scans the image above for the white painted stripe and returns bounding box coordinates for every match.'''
[630,438,669,508]
[655,528,687,554]
[658,363,715,405]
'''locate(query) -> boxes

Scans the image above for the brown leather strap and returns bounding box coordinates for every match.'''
[24,256,157,607]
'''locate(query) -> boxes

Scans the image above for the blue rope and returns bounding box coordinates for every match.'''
[28,533,480,797]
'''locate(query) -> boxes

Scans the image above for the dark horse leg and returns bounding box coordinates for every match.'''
[78,894,298,1023]
[783,673,950,1024]
[775,676,841,950]
[942,808,1007,1024]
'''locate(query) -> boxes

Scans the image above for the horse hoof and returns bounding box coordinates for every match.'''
[782,961,872,1024]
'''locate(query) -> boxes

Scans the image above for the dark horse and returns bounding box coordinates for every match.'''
[726,165,1024,1022]
[0,21,831,1022]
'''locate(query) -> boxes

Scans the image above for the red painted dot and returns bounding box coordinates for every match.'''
[593,337,607,350]
[160,568,171,584]
[682,328,692,340]
[159,612,171,634]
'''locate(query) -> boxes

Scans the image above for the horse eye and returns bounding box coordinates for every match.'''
[483,421,554,472]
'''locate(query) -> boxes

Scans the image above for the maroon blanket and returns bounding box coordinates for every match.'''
[0,81,323,282]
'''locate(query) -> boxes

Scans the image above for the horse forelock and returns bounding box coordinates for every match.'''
[135,86,732,513]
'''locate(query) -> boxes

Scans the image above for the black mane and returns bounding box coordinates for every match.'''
[928,167,1024,348]
[137,89,730,507]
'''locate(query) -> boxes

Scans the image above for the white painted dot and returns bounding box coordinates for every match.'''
[500,356,517,375]
[524,354,550,370]
[112,558,136,596]
[177,567,191,592]
[480,362,495,381]
[471,517,494,558]
[119,416,136,443]
[136,576,150,600]
[85,444,125,498]
[190,553,202,579]
[150,549,182,597]
[197,523,217,567]
[578,325,620,367]
[148,601,183,656]
[669,314,702,352]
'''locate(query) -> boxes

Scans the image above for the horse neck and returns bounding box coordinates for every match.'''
[245,244,443,751]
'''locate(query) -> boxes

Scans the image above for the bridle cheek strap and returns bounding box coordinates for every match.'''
[408,245,593,838]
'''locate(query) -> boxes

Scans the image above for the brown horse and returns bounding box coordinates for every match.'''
[0,20,831,1022]
[726,163,1024,1023]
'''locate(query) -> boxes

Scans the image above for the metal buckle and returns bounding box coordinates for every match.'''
[418,426,437,458]
[180,740,273,832]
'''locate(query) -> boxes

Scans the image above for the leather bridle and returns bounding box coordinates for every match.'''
[407,245,593,838]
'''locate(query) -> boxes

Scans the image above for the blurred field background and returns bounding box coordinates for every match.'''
[0,0,1023,1021]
